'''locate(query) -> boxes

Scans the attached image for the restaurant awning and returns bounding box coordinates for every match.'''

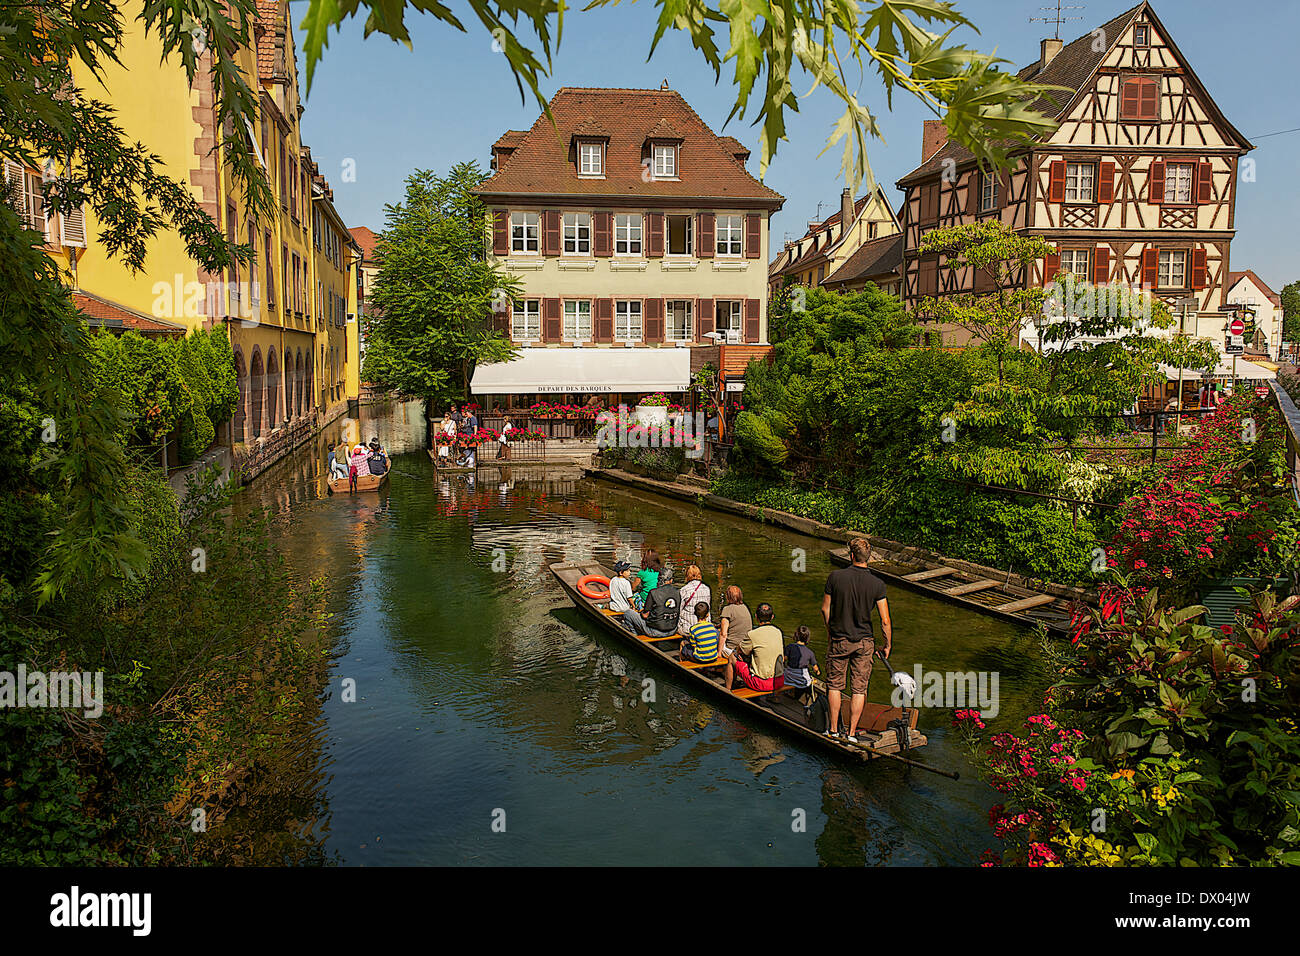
[1160,359,1277,381]
[470,346,692,395]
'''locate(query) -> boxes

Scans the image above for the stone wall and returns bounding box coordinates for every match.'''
[233,400,351,485]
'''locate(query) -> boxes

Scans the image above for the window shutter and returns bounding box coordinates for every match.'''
[3,159,25,217]
[744,214,762,259]
[1196,162,1213,204]
[644,297,664,342]
[1149,161,1165,204]
[1191,248,1207,290]
[542,210,561,257]
[1093,245,1110,285]
[543,297,562,342]
[495,298,511,336]
[1098,162,1115,204]
[1043,251,1060,284]
[595,297,614,342]
[697,298,715,340]
[697,213,715,259]
[1120,79,1139,118]
[998,168,1012,209]
[593,212,612,257]
[1141,248,1159,288]
[744,298,760,342]
[492,209,509,255]
[1139,78,1159,119]
[647,212,664,258]
[964,176,977,216]
[60,205,87,247]
[1048,161,1066,203]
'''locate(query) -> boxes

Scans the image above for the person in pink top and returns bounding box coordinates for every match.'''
[347,444,369,492]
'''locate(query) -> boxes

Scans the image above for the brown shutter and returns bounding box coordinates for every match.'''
[543,297,562,342]
[1093,246,1110,285]
[697,298,715,340]
[964,175,977,216]
[494,298,512,335]
[1191,248,1207,290]
[1120,79,1139,119]
[1196,162,1213,204]
[1141,248,1159,288]
[644,297,664,342]
[1043,251,1060,284]
[744,298,760,342]
[1149,161,1165,204]
[998,168,1012,209]
[492,209,509,255]
[744,214,762,259]
[593,211,612,256]
[1098,162,1115,204]
[595,297,614,342]
[1048,160,1066,203]
[542,210,561,256]
[1139,78,1159,119]
[697,213,715,259]
[647,212,664,258]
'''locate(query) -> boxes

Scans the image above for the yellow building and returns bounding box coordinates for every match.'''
[10,0,358,478]
[767,186,901,294]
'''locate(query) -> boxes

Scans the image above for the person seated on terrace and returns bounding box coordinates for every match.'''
[679,603,720,663]
[675,564,712,636]
[438,413,456,459]
[367,438,389,476]
[723,602,785,695]
[628,566,679,638]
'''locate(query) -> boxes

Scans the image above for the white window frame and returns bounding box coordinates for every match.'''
[578,141,604,177]
[512,299,541,341]
[614,300,643,343]
[1064,162,1095,203]
[563,299,592,342]
[1133,23,1150,46]
[665,299,693,342]
[715,300,743,334]
[665,213,693,257]
[653,144,677,179]
[1158,250,1186,289]
[980,169,998,212]
[1164,162,1194,205]
[562,212,592,256]
[614,214,643,256]
[715,214,743,257]
[1059,248,1091,280]
[510,211,539,254]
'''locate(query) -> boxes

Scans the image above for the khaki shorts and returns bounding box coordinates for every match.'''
[827,637,874,696]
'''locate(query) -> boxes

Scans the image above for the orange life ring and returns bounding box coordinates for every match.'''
[577,575,611,601]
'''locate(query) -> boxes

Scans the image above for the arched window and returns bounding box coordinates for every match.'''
[266,348,280,430]
[249,349,265,439]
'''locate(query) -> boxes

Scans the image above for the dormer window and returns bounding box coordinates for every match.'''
[1133,22,1150,47]
[578,141,604,177]
[653,144,677,179]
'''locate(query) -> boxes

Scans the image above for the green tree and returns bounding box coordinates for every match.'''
[1280,280,1300,344]
[361,163,519,415]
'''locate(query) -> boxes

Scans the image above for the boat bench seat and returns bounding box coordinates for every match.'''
[678,657,726,669]
[732,687,773,699]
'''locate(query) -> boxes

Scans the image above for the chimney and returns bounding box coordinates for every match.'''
[840,187,854,231]
[1040,38,1063,72]
[921,120,948,163]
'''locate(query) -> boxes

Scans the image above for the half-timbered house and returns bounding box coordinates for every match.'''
[895,2,1253,350]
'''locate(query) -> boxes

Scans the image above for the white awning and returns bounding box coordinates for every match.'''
[1161,359,1276,381]
[470,347,692,394]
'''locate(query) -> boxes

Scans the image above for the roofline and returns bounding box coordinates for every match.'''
[472,189,784,211]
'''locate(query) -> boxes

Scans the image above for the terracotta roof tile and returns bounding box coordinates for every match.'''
[349,226,379,265]
[476,88,783,206]
[1227,270,1282,307]
[822,235,904,288]
[75,292,187,336]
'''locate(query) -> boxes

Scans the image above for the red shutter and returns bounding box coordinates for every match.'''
[1043,251,1060,284]
[1093,246,1110,285]
[542,210,561,256]
[697,213,715,259]
[1048,160,1066,203]
[697,298,715,340]
[744,298,760,342]
[1139,78,1159,119]
[543,297,562,342]
[1191,248,1207,290]
[647,213,664,258]
[1120,79,1140,118]
[1141,248,1159,288]
[595,297,614,342]
[593,212,612,256]
[744,214,762,259]
[492,209,509,255]
[644,298,664,343]
[1196,162,1213,204]
[1149,161,1165,204]
[1098,162,1115,204]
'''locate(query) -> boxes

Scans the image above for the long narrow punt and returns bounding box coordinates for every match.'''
[328,471,389,493]
[827,547,1076,634]
[549,562,927,765]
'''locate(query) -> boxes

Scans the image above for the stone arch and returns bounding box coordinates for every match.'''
[249,347,265,439]
[265,347,280,430]
[296,348,306,417]
[233,348,248,442]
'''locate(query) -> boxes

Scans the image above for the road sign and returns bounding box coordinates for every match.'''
[1225,335,1244,355]
[1228,317,1245,336]
[1255,386,1269,398]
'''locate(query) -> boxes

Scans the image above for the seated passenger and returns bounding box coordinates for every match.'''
[783,625,821,701]
[367,438,389,476]
[629,575,647,612]
[723,602,785,694]
[347,444,369,491]
[679,603,720,663]
[328,448,347,479]
[626,566,679,638]
[675,564,712,636]
[608,561,636,617]
[638,549,663,592]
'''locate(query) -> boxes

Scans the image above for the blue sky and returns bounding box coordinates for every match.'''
[293,0,1299,291]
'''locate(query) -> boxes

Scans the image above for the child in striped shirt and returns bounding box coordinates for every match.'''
[679,603,720,663]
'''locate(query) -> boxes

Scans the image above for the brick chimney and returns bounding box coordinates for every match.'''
[1040,37,1063,72]
[921,120,948,163]
[840,187,854,231]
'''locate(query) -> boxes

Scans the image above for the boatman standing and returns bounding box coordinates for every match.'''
[821,537,891,744]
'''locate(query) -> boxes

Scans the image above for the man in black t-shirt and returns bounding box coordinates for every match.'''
[821,537,892,743]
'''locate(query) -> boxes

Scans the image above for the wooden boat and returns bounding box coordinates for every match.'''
[328,471,389,493]
[550,561,929,766]
[827,547,1078,634]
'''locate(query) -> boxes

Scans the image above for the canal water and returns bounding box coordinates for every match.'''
[239,400,1052,865]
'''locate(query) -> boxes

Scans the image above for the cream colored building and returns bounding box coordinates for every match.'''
[767,186,901,294]
[1225,270,1283,360]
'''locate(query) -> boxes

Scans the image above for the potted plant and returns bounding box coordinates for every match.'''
[635,391,671,427]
